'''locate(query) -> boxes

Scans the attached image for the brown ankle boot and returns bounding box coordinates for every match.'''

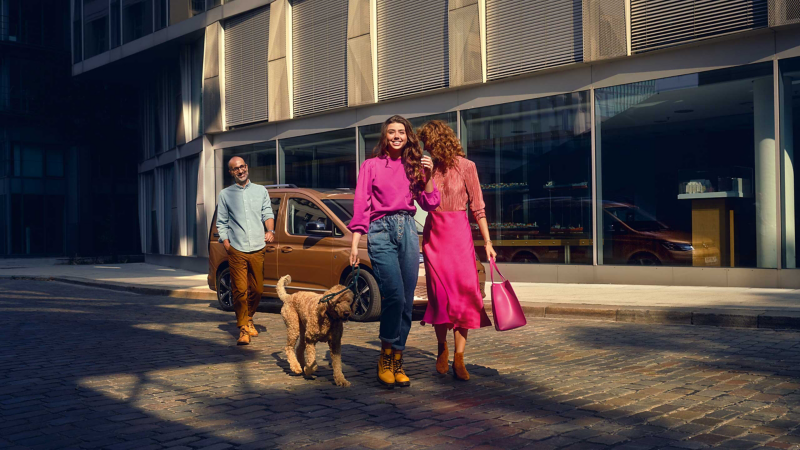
[436,342,449,374]
[453,352,469,381]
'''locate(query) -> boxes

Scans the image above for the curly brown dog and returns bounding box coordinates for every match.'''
[276,275,353,387]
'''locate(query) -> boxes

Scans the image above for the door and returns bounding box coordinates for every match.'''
[263,194,283,287]
[277,196,335,291]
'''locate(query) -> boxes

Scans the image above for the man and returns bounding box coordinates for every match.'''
[216,156,275,345]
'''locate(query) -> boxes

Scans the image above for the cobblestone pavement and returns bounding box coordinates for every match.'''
[3,279,800,450]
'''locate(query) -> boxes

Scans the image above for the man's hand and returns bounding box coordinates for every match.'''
[223,240,231,251]
[265,231,275,243]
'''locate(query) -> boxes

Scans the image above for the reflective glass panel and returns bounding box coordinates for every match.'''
[122,0,152,44]
[83,0,109,58]
[596,63,775,268]
[280,129,356,189]
[780,58,800,269]
[463,92,592,265]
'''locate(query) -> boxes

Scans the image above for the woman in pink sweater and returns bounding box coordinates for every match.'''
[417,120,496,381]
[348,115,440,389]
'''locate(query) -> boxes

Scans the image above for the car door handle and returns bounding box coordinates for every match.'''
[265,246,277,252]
[281,247,293,253]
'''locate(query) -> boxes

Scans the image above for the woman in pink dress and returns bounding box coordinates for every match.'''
[417,120,496,381]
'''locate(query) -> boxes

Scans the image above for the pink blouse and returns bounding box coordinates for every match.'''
[431,156,486,221]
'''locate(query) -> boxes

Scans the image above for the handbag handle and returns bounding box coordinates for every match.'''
[489,258,507,284]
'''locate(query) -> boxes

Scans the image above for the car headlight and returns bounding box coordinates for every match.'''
[662,242,693,252]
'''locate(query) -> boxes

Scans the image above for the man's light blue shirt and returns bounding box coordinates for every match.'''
[216,181,274,253]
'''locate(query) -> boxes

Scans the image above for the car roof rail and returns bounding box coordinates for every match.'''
[262,184,298,189]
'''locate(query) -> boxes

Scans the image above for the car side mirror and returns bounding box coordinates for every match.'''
[306,221,332,236]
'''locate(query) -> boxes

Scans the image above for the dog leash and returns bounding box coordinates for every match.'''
[319,264,360,304]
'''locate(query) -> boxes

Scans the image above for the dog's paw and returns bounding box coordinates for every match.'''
[303,365,317,378]
[334,378,351,388]
[289,363,303,374]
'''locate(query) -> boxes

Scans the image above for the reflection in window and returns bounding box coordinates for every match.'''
[84,0,109,58]
[596,63,775,268]
[185,156,200,256]
[359,112,458,162]
[73,0,82,62]
[281,129,356,189]
[463,93,592,265]
[154,0,167,30]
[221,141,277,189]
[780,58,800,269]
[122,0,152,44]
[110,0,120,48]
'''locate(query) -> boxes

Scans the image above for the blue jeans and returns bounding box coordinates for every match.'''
[368,212,420,351]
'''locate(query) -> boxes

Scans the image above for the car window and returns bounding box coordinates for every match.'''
[322,199,354,225]
[287,197,334,236]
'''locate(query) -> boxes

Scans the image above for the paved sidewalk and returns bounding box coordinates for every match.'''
[2,258,800,329]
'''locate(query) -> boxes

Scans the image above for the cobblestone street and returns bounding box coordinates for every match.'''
[3,279,800,449]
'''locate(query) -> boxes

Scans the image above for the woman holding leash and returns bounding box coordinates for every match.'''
[349,115,440,389]
[417,120,495,381]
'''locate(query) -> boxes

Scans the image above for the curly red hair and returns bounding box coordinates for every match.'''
[417,120,465,173]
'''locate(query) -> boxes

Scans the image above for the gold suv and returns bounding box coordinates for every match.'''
[208,185,486,321]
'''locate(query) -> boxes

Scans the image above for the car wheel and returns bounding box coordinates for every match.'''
[628,253,661,266]
[346,269,381,322]
[216,267,234,311]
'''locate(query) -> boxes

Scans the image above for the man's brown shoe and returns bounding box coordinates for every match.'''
[237,327,251,345]
[246,320,258,337]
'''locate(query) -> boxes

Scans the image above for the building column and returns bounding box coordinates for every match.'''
[203,22,224,133]
[347,0,376,106]
[199,136,214,258]
[754,77,778,268]
[783,75,797,268]
[268,0,293,121]
[449,0,483,87]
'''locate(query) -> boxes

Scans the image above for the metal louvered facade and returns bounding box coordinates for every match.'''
[377,0,449,101]
[631,0,768,54]
[486,0,583,81]
[292,0,348,117]
[224,6,270,128]
[583,0,628,62]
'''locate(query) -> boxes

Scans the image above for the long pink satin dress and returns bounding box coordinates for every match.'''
[421,156,492,330]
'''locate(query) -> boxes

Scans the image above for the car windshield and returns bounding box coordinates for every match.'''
[323,199,354,226]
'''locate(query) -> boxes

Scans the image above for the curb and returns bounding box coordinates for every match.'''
[485,301,800,330]
[5,275,800,330]
[1,275,217,301]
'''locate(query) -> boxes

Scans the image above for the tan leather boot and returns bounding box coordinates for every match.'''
[436,342,449,374]
[377,348,395,388]
[453,352,469,381]
[237,327,251,345]
[246,319,258,337]
[393,352,410,387]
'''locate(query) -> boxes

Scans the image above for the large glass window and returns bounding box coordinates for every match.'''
[110,0,121,48]
[221,141,277,189]
[154,0,167,30]
[596,63,776,268]
[83,0,109,58]
[122,0,152,44]
[280,129,356,189]
[358,112,457,162]
[463,93,592,265]
[780,58,800,270]
[73,0,83,62]
[185,156,200,256]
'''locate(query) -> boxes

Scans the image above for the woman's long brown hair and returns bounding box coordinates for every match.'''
[417,120,465,173]
[372,115,426,196]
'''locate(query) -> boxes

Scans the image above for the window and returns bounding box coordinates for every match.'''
[73,0,83,62]
[221,141,277,189]
[287,197,337,237]
[322,199,354,227]
[779,58,800,269]
[463,92,592,265]
[110,0,121,48]
[122,0,153,44]
[154,0,167,30]
[84,0,109,58]
[280,129,356,189]
[359,112,457,162]
[185,156,200,256]
[595,63,775,268]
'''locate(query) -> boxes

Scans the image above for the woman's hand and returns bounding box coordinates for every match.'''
[421,155,433,176]
[485,242,497,261]
[349,245,360,266]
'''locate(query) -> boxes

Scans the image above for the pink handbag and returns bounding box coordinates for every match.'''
[489,259,527,331]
